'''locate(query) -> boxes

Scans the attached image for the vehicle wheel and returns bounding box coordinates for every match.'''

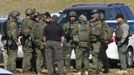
[126,47,133,67]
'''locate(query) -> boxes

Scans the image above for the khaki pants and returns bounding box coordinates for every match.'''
[3,49,8,69]
[45,40,65,75]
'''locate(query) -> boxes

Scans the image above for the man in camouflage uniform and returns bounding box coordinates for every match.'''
[99,12,113,74]
[21,8,35,72]
[6,10,20,72]
[40,13,47,24]
[75,14,91,75]
[90,10,104,75]
[40,12,48,27]
[115,14,129,74]
[33,11,45,74]
[63,11,78,72]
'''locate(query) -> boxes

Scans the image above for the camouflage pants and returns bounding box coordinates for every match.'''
[3,49,8,69]
[35,48,43,73]
[75,47,89,71]
[22,47,33,71]
[63,43,72,71]
[2,40,8,69]
[118,44,127,70]
[7,50,17,71]
[91,41,102,74]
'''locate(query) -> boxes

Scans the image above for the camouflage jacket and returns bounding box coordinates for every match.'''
[100,21,113,42]
[20,18,35,40]
[6,19,19,42]
[63,21,79,43]
[116,23,129,43]
[78,21,91,47]
[34,21,46,43]
[6,18,19,50]
[90,20,103,42]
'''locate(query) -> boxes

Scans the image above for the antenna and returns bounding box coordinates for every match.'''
[33,8,36,12]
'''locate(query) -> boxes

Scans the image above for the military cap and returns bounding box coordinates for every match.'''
[69,11,77,17]
[25,8,34,15]
[116,14,124,19]
[9,10,20,18]
[34,11,40,16]
[44,12,51,18]
[79,14,87,22]
[91,9,99,19]
[91,9,98,14]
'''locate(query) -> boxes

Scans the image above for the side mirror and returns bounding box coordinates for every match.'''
[58,11,62,15]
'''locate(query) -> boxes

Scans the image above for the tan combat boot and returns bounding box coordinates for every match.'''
[84,71,89,75]
[76,71,82,75]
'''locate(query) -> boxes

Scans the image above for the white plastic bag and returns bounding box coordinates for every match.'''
[106,42,119,59]
[17,45,24,58]
[70,49,76,59]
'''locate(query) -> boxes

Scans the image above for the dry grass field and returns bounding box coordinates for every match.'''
[0,0,134,17]
[14,68,134,75]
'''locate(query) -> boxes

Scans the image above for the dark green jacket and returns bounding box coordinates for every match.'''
[90,20,103,42]
[21,18,35,40]
[34,21,46,44]
[7,19,19,42]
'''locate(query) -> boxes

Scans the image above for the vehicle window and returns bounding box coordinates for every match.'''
[106,8,115,20]
[57,11,68,25]
[58,10,92,25]
[114,7,122,15]
[0,21,4,33]
[129,23,134,33]
[121,6,134,20]
[58,9,105,25]
[76,10,92,20]
[114,7,128,19]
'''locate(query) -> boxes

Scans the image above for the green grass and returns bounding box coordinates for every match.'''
[0,0,134,16]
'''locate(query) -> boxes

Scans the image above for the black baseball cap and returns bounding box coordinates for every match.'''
[44,12,51,18]
[116,14,124,19]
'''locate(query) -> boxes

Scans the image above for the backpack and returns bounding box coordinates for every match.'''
[100,22,113,41]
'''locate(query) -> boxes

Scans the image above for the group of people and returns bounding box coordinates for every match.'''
[0,8,54,74]
[0,8,130,75]
[63,10,129,75]
[63,10,112,75]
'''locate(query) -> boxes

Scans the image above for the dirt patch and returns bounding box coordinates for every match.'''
[14,68,134,75]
